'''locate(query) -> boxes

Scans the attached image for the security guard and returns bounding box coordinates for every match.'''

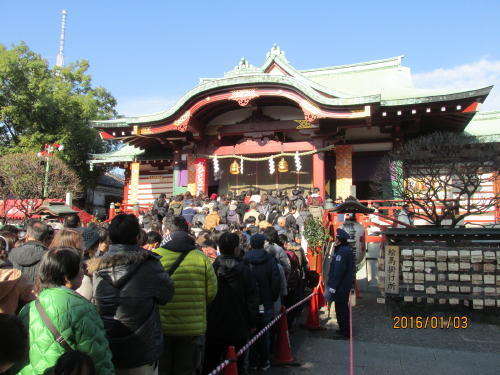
[326,228,354,339]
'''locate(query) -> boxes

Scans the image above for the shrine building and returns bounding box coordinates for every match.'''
[90,45,496,207]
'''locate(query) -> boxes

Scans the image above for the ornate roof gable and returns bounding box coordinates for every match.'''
[259,44,350,98]
[224,57,261,77]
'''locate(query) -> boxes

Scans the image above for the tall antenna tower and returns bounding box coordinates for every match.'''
[55,9,68,67]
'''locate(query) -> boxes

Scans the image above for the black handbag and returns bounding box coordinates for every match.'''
[305,270,320,289]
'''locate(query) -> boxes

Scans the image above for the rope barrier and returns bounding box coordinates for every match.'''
[349,292,354,375]
[201,145,336,162]
[207,291,316,375]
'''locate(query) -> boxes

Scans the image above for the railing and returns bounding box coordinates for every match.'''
[323,198,498,251]
[109,198,498,227]
[358,199,498,226]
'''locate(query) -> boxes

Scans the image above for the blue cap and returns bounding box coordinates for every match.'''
[336,228,350,240]
[76,227,99,251]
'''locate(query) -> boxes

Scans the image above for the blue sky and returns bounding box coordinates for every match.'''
[2,1,500,115]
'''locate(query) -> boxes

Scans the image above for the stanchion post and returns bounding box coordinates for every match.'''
[273,307,300,366]
[222,346,238,375]
[302,288,326,331]
[109,202,116,220]
[349,291,354,375]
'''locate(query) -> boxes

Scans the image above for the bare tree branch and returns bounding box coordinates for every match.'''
[372,132,499,226]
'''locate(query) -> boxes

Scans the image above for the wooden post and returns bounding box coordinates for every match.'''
[335,145,353,199]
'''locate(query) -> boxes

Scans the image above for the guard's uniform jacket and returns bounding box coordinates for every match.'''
[326,244,354,302]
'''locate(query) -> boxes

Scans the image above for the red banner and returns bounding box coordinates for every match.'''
[194,158,208,196]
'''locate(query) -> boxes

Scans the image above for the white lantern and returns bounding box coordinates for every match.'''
[213,156,220,174]
[269,157,275,174]
[212,156,220,180]
[294,151,302,172]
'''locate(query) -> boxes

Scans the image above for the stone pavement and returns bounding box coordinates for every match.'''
[267,293,500,375]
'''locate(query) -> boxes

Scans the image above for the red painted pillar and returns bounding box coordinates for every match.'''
[312,151,325,200]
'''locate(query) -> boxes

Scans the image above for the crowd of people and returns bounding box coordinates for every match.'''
[0,187,334,375]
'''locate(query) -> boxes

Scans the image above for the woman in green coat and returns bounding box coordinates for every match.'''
[17,247,114,375]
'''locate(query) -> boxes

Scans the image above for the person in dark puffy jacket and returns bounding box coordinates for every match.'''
[0,313,28,374]
[8,219,51,284]
[218,198,230,224]
[90,214,174,374]
[326,228,354,339]
[235,197,248,222]
[153,194,168,220]
[289,189,306,212]
[243,234,281,371]
[204,233,259,374]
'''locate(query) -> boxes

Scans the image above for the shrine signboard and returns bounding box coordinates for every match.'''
[194,158,208,196]
[385,245,400,294]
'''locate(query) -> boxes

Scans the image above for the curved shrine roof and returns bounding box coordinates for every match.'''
[92,46,492,131]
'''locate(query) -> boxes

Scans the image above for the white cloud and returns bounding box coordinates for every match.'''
[116,96,178,117]
[413,59,500,111]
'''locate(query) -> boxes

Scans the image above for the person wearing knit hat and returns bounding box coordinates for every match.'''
[74,227,101,301]
[243,233,280,371]
[76,228,100,256]
[325,227,354,339]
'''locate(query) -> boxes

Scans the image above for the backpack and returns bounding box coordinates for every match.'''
[285,249,301,292]
[227,210,240,225]
[309,196,322,206]
[170,202,182,216]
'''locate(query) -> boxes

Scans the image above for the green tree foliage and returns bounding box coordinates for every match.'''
[0,42,117,187]
[303,218,330,251]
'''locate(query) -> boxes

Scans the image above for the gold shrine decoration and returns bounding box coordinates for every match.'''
[294,120,313,129]
[229,160,240,174]
[277,157,289,173]
[132,125,153,135]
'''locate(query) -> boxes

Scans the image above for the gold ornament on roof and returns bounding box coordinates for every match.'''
[294,120,313,129]
[277,157,289,173]
[229,160,240,175]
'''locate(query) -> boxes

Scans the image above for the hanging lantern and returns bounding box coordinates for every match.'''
[269,157,275,175]
[240,156,244,175]
[277,157,289,173]
[294,151,302,172]
[229,160,240,175]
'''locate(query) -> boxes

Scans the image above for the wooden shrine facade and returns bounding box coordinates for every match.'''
[89,46,493,206]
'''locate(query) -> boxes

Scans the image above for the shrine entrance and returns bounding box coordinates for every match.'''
[212,153,313,195]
